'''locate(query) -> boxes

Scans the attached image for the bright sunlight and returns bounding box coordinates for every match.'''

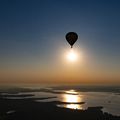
[66,49,78,62]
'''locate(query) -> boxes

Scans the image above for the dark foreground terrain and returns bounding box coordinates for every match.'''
[0,97,120,120]
[0,87,120,120]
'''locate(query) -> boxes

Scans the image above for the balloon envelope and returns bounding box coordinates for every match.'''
[65,32,78,48]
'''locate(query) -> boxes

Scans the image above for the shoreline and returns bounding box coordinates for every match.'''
[0,95,120,120]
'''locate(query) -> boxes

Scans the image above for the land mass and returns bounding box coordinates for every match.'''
[0,96,120,120]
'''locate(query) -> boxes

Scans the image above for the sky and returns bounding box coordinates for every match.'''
[0,0,120,85]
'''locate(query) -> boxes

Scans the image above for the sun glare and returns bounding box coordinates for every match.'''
[60,90,83,109]
[67,49,78,62]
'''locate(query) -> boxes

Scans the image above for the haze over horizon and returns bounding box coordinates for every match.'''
[0,0,120,85]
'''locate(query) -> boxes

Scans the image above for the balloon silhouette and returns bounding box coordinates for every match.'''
[66,32,78,48]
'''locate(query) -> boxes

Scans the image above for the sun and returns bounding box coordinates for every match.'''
[66,49,78,62]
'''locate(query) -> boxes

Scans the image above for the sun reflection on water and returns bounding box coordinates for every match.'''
[59,90,83,110]
[63,94,79,103]
[65,104,83,109]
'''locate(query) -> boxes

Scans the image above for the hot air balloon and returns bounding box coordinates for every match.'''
[65,32,78,48]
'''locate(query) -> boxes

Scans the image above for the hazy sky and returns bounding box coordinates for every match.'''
[0,0,120,85]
